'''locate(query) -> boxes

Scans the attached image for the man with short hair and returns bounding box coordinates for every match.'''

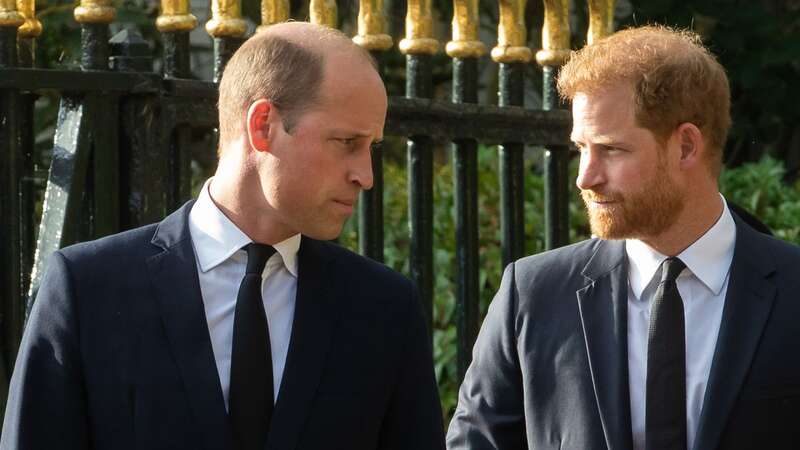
[2,22,445,450]
[447,26,800,450]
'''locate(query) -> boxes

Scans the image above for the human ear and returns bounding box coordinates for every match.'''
[675,122,705,170]
[246,99,273,153]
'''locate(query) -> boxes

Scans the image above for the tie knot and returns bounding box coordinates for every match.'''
[659,257,686,283]
[244,243,276,275]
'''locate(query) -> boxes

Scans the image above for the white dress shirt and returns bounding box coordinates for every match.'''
[188,178,300,408]
[627,196,736,450]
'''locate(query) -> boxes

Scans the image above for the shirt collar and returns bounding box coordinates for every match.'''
[188,178,300,277]
[626,194,736,300]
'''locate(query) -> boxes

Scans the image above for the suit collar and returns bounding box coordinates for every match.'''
[188,179,301,276]
[577,239,633,450]
[147,201,234,450]
[692,217,776,450]
[267,237,339,450]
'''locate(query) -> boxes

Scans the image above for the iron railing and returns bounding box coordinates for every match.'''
[0,0,617,408]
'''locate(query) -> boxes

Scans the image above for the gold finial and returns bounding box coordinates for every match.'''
[0,0,23,28]
[398,0,439,55]
[256,0,289,33]
[587,0,615,44]
[446,0,486,58]
[205,0,247,37]
[491,0,531,63]
[353,0,392,51]
[74,0,116,24]
[310,0,337,29]
[535,0,570,66]
[156,0,197,33]
[16,0,41,37]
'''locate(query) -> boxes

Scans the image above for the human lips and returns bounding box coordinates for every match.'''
[332,198,356,214]
[582,191,620,208]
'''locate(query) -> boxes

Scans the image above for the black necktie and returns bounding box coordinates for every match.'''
[230,243,276,450]
[646,257,688,450]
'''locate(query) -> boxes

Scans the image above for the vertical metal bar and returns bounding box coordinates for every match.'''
[205,0,246,82]
[492,0,531,267]
[16,0,40,314]
[399,5,438,333]
[447,0,485,381]
[0,4,25,408]
[542,66,569,248]
[405,54,434,332]
[536,0,571,249]
[497,64,526,266]
[158,0,197,209]
[452,58,480,379]
[353,0,392,262]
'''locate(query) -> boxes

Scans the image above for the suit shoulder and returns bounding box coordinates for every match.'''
[320,241,413,286]
[748,230,800,267]
[57,223,160,268]
[512,238,602,281]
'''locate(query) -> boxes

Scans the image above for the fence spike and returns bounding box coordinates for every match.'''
[256,0,289,33]
[587,0,615,44]
[310,0,337,29]
[16,0,40,37]
[157,0,197,33]
[353,0,392,51]
[205,0,246,37]
[74,0,115,24]
[399,0,439,55]
[446,0,486,58]
[0,0,25,28]
[491,0,531,63]
[535,0,570,67]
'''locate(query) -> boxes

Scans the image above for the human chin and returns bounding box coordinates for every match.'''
[585,179,684,240]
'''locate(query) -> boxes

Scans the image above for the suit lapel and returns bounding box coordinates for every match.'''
[576,239,633,450]
[266,237,339,450]
[145,202,234,450]
[692,221,777,450]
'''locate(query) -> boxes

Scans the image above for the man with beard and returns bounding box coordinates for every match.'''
[447,26,800,450]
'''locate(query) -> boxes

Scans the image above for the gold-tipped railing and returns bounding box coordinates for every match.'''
[446,0,485,58]
[399,0,439,55]
[157,0,197,33]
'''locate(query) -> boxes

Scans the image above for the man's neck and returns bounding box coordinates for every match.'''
[208,158,296,246]
[638,192,724,257]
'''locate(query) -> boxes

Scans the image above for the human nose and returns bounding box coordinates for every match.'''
[349,145,374,190]
[575,147,605,191]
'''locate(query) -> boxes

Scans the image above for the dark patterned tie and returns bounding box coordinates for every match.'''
[230,243,276,450]
[646,257,688,450]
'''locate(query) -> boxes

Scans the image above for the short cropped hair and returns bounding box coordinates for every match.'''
[217,24,375,151]
[557,25,731,175]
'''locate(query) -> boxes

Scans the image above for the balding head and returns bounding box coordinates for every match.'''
[217,22,376,152]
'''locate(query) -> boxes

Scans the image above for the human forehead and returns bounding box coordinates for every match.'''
[570,86,643,144]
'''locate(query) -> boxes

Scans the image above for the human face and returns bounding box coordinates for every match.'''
[572,85,686,240]
[261,54,387,241]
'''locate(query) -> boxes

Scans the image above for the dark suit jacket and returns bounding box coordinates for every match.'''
[1,202,445,450]
[447,216,800,450]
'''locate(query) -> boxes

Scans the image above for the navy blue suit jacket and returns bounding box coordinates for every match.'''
[448,216,800,450]
[1,202,445,450]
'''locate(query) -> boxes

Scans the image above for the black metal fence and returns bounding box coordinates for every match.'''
[0,0,614,409]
